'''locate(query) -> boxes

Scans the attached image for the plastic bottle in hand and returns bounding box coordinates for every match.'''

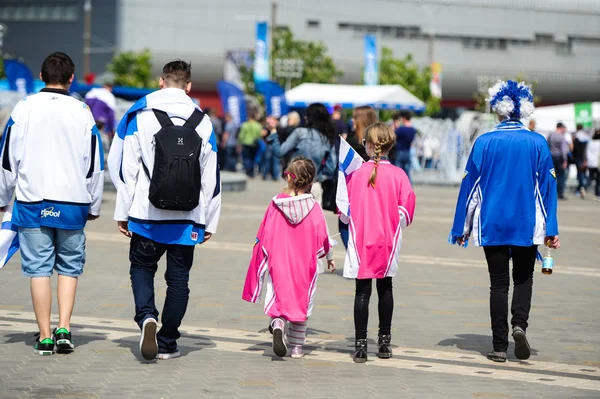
[542,241,554,275]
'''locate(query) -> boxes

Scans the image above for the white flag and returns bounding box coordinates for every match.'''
[336,137,364,224]
[0,204,19,268]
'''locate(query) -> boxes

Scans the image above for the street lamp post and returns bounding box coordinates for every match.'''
[83,0,92,76]
[274,58,304,91]
[421,1,448,67]
[0,24,6,53]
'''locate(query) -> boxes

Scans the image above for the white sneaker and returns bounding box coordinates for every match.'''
[140,318,158,361]
[157,351,181,360]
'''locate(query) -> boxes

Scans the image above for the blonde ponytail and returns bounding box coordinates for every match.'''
[369,142,382,188]
[365,122,397,189]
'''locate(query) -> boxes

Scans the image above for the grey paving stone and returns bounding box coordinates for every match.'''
[1,182,599,398]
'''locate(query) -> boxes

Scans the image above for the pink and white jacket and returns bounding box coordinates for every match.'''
[242,193,332,323]
[343,160,416,279]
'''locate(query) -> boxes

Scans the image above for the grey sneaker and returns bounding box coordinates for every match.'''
[512,326,531,360]
[271,318,287,357]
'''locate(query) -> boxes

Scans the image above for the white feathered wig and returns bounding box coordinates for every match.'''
[487,80,534,120]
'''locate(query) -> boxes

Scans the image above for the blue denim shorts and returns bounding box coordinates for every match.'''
[18,227,86,278]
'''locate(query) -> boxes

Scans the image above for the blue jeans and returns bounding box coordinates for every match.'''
[224,146,238,172]
[575,161,587,191]
[552,156,566,198]
[262,145,280,180]
[19,227,86,278]
[129,233,194,353]
[394,150,412,184]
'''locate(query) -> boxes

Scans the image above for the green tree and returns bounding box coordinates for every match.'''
[378,47,440,117]
[107,49,158,88]
[473,73,541,113]
[241,28,342,96]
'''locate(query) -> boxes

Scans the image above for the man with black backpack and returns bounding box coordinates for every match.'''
[107,60,221,361]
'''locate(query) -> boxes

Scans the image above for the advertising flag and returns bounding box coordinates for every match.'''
[254,21,270,83]
[256,80,288,118]
[3,59,34,96]
[217,80,248,126]
[363,34,378,86]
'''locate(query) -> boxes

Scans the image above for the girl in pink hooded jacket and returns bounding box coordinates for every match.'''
[242,157,335,359]
[344,122,416,363]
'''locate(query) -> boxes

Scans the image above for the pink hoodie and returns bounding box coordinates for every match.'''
[242,193,331,323]
[343,160,416,279]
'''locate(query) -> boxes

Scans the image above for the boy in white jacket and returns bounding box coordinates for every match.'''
[108,60,221,361]
[0,52,104,355]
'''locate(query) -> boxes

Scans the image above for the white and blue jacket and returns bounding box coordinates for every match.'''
[450,120,558,247]
[108,88,221,246]
[0,88,105,230]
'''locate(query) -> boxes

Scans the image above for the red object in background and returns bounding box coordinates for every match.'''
[84,73,96,85]
[441,98,476,109]
[188,89,223,116]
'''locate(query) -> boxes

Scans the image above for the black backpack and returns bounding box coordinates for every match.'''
[142,109,205,211]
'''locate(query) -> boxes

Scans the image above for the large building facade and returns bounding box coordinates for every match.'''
[2,0,600,108]
[0,0,117,79]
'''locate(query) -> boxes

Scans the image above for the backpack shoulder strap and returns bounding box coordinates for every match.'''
[183,109,205,130]
[152,109,174,128]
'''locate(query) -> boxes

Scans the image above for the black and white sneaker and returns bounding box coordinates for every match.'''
[53,328,75,353]
[33,335,54,356]
[487,351,507,363]
[512,326,531,360]
[140,318,158,361]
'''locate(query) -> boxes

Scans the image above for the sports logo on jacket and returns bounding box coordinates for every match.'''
[40,207,61,218]
[254,237,260,247]
[191,231,199,241]
[462,170,469,179]
[550,168,556,179]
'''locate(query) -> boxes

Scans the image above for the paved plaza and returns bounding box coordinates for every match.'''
[0,181,599,399]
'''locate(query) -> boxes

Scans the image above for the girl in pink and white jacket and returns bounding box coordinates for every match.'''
[343,122,416,363]
[242,157,335,359]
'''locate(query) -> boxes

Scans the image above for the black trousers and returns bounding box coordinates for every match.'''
[354,277,394,340]
[484,245,537,352]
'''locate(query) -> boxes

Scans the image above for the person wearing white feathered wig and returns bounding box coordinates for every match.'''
[448,80,560,363]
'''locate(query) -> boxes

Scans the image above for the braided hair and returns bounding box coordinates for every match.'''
[284,156,317,196]
[366,122,397,188]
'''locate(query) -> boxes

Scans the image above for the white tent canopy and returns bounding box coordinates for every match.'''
[527,102,600,134]
[285,83,426,113]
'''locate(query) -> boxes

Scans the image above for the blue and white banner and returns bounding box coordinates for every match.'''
[363,34,379,86]
[337,137,364,224]
[3,59,34,96]
[256,80,288,118]
[0,204,19,268]
[217,80,247,126]
[254,21,270,83]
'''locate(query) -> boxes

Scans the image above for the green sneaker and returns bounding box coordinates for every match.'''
[34,337,54,356]
[53,328,75,353]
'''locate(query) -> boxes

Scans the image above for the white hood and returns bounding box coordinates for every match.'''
[575,130,590,142]
[273,194,316,225]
